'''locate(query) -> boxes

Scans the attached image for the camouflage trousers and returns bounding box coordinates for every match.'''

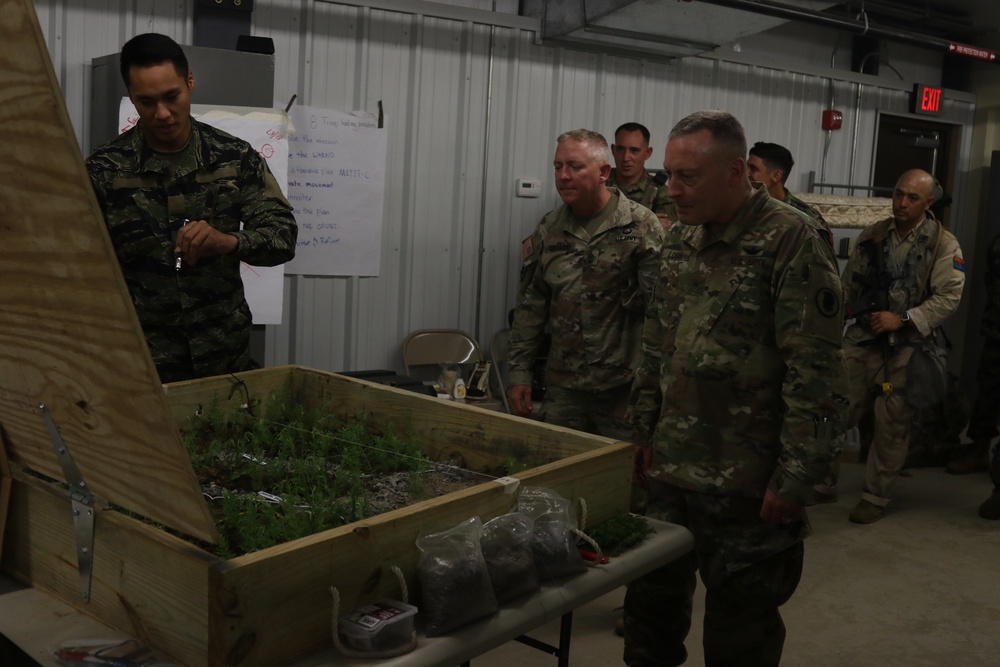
[144,304,258,383]
[968,338,1000,445]
[538,383,632,441]
[840,341,916,507]
[623,481,806,667]
[967,339,1000,489]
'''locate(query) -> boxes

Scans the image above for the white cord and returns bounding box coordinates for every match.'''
[575,496,604,567]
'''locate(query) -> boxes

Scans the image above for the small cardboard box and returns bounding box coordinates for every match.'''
[0,4,632,666]
[338,599,418,653]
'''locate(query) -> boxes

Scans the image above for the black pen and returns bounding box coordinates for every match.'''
[175,218,190,271]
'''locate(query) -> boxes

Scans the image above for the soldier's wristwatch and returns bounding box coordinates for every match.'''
[900,311,911,324]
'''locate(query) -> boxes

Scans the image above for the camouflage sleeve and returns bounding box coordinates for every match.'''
[651,188,678,224]
[85,154,113,218]
[769,234,850,503]
[230,148,298,267]
[629,272,665,444]
[637,215,665,300]
[621,210,665,314]
[840,226,872,317]
[813,209,831,234]
[987,235,1000,311]
[507,222,549,387]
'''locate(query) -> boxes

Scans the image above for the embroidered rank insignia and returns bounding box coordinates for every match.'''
[953,256,966,272]
[521,235,534,261]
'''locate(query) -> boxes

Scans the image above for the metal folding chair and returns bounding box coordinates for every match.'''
[401,329,489,397]
[490,329,510,413]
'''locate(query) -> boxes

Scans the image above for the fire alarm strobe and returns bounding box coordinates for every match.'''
[822,109,843,131]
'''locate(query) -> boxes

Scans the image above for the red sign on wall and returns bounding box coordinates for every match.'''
[912,84,944,116]
[948,42,997,62]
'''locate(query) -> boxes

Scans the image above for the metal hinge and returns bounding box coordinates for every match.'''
[39,404,96,602]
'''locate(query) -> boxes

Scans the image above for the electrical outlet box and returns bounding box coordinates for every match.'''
[516,178,542,198]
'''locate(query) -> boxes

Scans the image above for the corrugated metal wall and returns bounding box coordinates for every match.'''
[33,0,977,375]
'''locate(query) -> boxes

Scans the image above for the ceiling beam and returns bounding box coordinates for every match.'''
[694,0,994,61]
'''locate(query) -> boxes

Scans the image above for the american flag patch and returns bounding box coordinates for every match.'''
[954,256,966,272]
[521,236,534,261]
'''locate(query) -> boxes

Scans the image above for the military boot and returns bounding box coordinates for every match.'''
[946,442,990,475]
[849,500,885,524]
[979,491,1000,520]
[804,487,838,506]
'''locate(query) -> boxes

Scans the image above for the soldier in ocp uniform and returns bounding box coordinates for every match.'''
[87,33,297,383]
[624,111,848,667]
[747,141,834,257]
[610,122,678,229]
[507,129,664,441]
[954,234,1000,517]
[949,233,1000,479]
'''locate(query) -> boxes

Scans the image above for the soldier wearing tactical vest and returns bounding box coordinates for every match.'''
[609,122,678,228]
[837,169,965,524]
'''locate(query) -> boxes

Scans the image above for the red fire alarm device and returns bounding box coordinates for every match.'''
[822,109,843,130]
[912,83,944,116]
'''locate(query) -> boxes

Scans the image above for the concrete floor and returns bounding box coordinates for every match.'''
[473,462,1000,667]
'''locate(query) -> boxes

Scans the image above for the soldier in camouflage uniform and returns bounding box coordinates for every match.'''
[949,233,1000,480]
[835,169,964,524]
[747,141,834,256]
[624,111,848,667]
[610,122,678,228]
[507,129,664,441]
[87,33,296,383]
[956,235,1000,517]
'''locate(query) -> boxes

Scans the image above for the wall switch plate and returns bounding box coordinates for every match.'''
[516,178,542,198]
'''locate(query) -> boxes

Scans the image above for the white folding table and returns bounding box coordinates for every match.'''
[0,518,692,667]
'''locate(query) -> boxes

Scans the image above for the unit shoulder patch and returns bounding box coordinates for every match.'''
[521,235,534,262]
[815,287,840,318]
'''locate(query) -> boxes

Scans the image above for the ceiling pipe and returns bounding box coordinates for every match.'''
[693,0,996,63]
[839,0,976,36]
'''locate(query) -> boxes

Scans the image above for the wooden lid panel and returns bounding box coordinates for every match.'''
[0,0,216,543]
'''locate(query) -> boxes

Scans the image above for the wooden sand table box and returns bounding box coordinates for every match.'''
[795,192,893,229]
[0,3,632,665]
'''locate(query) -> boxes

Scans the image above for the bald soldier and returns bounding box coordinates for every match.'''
[833,168,965,524]
[507,129,663,439]
[624,111,848,667]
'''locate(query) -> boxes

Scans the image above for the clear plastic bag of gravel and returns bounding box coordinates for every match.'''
[517,486,587,581]
[416,517,498,636]
[481,511,539,604]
